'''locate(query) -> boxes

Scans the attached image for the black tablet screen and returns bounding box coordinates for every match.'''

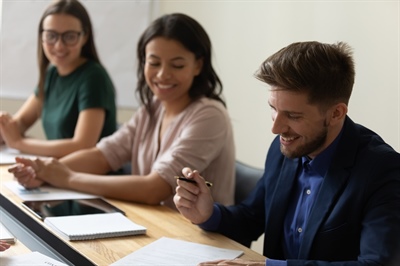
[22,198,125,220]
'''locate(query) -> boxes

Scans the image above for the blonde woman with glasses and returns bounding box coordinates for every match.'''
[0,0,117,158]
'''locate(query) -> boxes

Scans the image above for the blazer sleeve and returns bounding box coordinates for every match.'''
[213,136,284,246]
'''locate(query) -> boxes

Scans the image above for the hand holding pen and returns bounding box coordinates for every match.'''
[173,168,215,224]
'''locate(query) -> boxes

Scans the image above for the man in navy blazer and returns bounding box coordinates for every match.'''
[174,41,400,265]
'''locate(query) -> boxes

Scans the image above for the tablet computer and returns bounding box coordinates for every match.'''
[22,198,125,221]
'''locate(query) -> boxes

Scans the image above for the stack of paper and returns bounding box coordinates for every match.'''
[44,212,146,241]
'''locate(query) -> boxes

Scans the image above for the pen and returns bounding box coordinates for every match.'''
[174,176,213,187]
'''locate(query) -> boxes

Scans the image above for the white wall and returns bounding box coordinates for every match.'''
[158,1,400,168]
[1,1,398,166]
[1,1,153,108]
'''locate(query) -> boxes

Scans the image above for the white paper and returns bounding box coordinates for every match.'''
[0,251,68,266]
[111,237,244,265]
[0,145,41,165]
[5,181,98,201]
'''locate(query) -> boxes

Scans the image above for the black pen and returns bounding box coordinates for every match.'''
[174,176,213,187]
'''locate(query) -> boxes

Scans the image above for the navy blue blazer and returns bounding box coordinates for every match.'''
[214,117,400,265]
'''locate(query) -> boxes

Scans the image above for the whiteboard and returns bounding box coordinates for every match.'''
[1,0,155,108]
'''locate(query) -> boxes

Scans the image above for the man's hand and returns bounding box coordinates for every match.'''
[173,168,215,224]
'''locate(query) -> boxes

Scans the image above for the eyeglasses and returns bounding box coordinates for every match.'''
[41,30,84,46]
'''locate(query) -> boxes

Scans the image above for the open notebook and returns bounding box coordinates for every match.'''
[44,212,146,241]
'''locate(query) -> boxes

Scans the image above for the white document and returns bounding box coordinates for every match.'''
[0,222,16,244]
[44,212,146,241]
[0,145,43,165]
[5,181,98,201]
[0,251,68,266]
[111,237,244,265]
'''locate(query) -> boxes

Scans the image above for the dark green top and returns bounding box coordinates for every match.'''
[37,60,117,140]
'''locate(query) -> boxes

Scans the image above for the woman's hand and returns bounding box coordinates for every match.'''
[8,157,74,189]
[0,241,11,252]
[0,113,23,149]
[8,157,44,189]
[33,157,75,189]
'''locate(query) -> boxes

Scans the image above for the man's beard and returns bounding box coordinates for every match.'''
[280,121,328,159]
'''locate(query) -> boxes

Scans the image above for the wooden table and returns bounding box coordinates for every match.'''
[0,166,265,265]
[0,237,31,256]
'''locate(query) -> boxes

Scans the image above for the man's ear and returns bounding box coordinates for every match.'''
[329,103,348,125]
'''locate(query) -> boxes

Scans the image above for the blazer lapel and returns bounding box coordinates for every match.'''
[264,157,299,256]
[298,117,357,258]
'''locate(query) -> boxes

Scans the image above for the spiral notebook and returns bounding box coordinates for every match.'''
[44,212,146,241]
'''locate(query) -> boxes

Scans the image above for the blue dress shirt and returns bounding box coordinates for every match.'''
[283,152,332,258]
[268,137,339,265]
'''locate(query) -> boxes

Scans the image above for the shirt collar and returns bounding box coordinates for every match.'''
[301,128,344,177]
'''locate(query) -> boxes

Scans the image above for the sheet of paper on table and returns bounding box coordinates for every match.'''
[5,181,98,201]
[0,145,44,165]
[0,251,68,266]
[111,237,244,265]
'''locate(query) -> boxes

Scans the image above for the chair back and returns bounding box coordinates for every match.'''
[235,161,263,204]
